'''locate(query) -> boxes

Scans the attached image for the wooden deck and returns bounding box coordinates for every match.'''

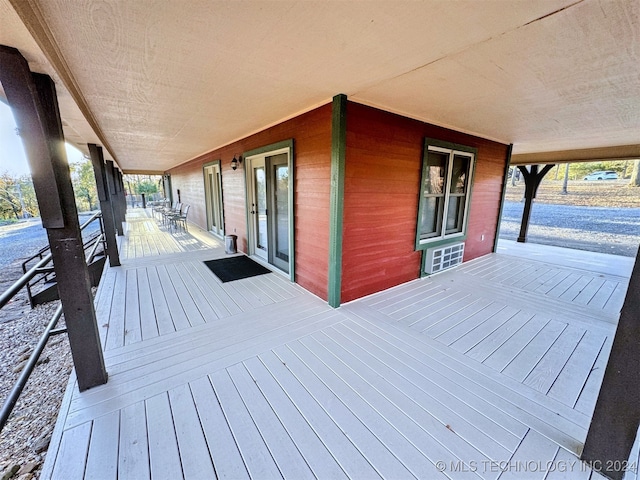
[42,211,637,479]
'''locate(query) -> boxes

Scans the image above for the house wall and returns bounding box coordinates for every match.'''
[168,104,332,300]
[341,101,509,303]
[167,100,508,305]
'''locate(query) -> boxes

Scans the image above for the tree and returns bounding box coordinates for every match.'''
[0,172,39,220]
[136,180,158,195]
[70,158,98,212]
[630,159,640,187]
[561,163,570,194]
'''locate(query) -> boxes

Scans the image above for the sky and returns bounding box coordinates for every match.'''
[0,100,85,177]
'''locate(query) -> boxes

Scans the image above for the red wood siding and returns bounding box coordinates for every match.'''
[167,104,332,300]
[341,102,509,303]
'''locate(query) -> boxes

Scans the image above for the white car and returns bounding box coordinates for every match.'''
[583,170,618,180]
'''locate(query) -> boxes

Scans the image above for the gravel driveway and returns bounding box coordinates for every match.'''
[0,213,101,268]
[499,201,640,257]
[0,213,102,324]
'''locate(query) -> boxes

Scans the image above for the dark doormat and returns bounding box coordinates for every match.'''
[204,255,271,283]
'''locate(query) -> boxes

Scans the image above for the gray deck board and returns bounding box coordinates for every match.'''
[274,343,421,479]
[211,368,283,479]
[547,331,607,408]
[242,356,349,480]
[188,376,250,479]
[145,393,183,480]
[318,326,514,467]
[258,351,382,479]
[305,333,485,478]
[118,401,150,479]
[227,362,316,480]
[169,383,217,479]
[341,303,588,454]
[50,422,91,480]
[84,411,120,480]
[42,211,633,479]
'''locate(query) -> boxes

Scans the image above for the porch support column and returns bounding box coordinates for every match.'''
[493,144,513,252]
[516,164,554,243]
[88,144,120,266]
[328,94,347,308]
[163,174,172,204]
[582,248,640,480]
[105,160,124,236]
[0,46,107,391]
[116,169,127,218]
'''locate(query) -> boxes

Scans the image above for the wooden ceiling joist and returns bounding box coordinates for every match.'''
[511,145,640,166]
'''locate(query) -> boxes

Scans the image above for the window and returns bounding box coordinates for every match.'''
[416,139,475,247]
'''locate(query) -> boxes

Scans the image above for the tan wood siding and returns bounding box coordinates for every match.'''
[168,104,332,300]
[341,102,509,303]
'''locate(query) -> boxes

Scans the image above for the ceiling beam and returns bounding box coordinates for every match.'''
[122,170,166,176]
[511,145,640,165]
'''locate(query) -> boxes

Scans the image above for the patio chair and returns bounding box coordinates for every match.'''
[169,204,190,231]
[162,202,182,226]
[152,199,170,221]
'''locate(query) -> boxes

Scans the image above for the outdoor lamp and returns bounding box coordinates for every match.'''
[231,155,242,170]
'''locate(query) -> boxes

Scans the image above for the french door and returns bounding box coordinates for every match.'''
[247,150,290,273]
[204,162,224,237]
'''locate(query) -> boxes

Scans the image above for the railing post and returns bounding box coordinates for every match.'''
[0,46,107,391]
[88,144,120,266]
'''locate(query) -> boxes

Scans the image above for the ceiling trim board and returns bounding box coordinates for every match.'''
[511,145,640,165]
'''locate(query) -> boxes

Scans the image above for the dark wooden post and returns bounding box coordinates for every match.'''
[116,169,127,219]
[582,248,640,480]
[0,46,107,391]
[88,144,120,266]
[105,160,124,236]
[163,175,172,204]
[516,164,555,243]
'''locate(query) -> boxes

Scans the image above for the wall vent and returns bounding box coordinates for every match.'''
[425,242,465,275]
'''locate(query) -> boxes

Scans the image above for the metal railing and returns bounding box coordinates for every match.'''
[0,212,106,432]
[21,212,105,308]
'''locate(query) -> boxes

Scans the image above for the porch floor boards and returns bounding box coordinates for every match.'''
[42,213,634,479]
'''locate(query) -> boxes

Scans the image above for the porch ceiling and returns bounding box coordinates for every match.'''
[1,0,638,172]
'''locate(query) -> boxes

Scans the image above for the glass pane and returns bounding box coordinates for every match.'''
[424,151,448,194]
[215,171,223,231]
[209,173,217,229]
[450,155,470,194]
[445,195,465,234]
[274,164,289,262]
[420,196,443,238]
[255,167,267,252]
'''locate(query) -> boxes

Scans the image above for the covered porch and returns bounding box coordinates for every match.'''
[41,210,635,479]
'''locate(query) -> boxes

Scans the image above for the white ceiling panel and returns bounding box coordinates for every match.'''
[1,0,638,171]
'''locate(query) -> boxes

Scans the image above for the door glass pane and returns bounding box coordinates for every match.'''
[209,173,217,229]
[215,171,223,232]
[255,167,267,252]
[450,155,470,194]
[274,164,289,262]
